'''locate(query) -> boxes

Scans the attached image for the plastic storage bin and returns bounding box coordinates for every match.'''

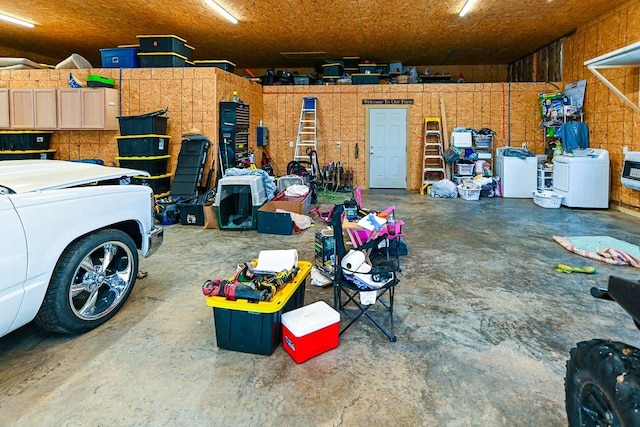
[131,173,172,195]
[281,301,340,363]
[0,131,52,150]
[214,175,267,230]
[358,63,377,73]
[193,60,235,72]
[117,155,170,175]
[322,63,343,76]
[205,261,311,355]
[138,52,191,68]
[352,73,380,85]
[177,202,205,225]
[116,134,170,156]
[136,35,194,60]
[100,46,140,68]
[117,111,169,136]
[0,149,55,160]
[272,188,312,213]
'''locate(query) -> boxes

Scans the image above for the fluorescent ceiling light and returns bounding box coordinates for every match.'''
[0,12,34,28]
[459,0,477,17]
[205,0,238,24]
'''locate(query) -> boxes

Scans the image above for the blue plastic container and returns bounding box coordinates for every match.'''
[100,47,140,68]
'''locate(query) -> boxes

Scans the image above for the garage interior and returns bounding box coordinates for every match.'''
[2,0,640,425]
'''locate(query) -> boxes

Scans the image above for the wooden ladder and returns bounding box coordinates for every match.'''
[420,117,446,195]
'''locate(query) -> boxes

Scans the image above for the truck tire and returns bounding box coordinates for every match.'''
[34,229,139,334]
[566,339,640,426]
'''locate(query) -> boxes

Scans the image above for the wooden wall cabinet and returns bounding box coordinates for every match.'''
[0,89,9,129]
[57,88,119,130]
[9,89,57,129]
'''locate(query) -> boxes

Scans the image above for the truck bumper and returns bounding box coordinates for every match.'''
[143,225,164,257]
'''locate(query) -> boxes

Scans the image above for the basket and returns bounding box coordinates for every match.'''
[532,190,563,208]
[474,134,492,148]
[457,184,481,200]
[456,162,474,176]
[444,146,462,162]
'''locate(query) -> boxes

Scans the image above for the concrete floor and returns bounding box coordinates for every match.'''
[2,191,640,426]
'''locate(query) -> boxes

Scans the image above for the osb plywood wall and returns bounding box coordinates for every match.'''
[563,0,640,212]
[261,82,553,190]
[0,67,263,183]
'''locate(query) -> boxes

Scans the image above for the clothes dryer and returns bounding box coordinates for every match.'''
[552,148,609,208]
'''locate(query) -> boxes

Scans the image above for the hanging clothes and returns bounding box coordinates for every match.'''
[557,121,589,153]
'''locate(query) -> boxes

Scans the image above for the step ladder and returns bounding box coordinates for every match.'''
[294,97,317,162]
[420,117,446,195]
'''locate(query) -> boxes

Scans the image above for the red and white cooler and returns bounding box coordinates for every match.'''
[281,301,340,363]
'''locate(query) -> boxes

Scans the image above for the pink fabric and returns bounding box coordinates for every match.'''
[553,236,640,267]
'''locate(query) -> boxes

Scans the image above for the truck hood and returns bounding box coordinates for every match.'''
[0,160,150,194]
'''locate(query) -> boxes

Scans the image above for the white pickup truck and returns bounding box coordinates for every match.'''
[0,160,164,338]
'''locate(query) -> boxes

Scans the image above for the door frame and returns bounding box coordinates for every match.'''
[365,105,410,189]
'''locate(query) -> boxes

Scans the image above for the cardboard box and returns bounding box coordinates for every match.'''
[281,301,340,363]
[205,261,311,355]
[314,229,335,274]
[257,200,304,235]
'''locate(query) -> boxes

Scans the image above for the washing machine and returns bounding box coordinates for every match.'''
[495,148,538,198]
[552,148,610,208]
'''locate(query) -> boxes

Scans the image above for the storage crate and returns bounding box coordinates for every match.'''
[177,202,205,226]
[0,131,52,150]
[532,190,563,208]
[117,155,170,175]
[456,162,474,176]
[193,60,235,72]
[294,75,316,85]
[116,134,170,156]
[457,184,481,200]
[474,134,493,148]
[358,63,377,73]
[205,261,311,355]
[136,35,194,60]
[352,73,380,85]
[131,173,172,195]
[138,52,190,68]
[0,149,55,161]
[100,46,140,68]
[322,63,343,76]
[272,187,312,213]
[117,111,169,136]
[322,75,340,83]
[281,301,340,363]
[341,56,360,69]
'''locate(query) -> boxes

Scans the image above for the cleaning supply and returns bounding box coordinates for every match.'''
[554,263,596,274]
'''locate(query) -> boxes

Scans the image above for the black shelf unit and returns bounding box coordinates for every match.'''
[219,101,250,171]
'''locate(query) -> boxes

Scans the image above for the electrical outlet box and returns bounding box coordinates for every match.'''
[623,146,628,154]
[289,141,294,147]
[336,141,341,148]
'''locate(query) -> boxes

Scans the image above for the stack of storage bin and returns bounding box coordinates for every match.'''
[136,35,194,68]
[214,175,267,230]
[0,131,55,160]
[116,111,171,197]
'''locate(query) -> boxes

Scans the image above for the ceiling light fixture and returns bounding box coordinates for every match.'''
[0,12,34,28]
[458,0,477,17]
[204,0,238,24]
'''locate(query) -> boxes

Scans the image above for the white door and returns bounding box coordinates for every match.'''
[369,108,407,188]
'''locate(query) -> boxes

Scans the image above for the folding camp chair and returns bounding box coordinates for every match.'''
[330,204,400,341]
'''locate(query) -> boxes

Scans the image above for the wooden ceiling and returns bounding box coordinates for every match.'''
[0,0,629,69]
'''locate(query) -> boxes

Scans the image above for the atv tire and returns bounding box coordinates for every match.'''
[566,339,640,426]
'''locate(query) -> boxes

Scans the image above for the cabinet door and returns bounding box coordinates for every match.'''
[57,89,82,129]
[10,89,35,128]
[0,89,8,129]
[82,89,118,130]
[33,89,57,129]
